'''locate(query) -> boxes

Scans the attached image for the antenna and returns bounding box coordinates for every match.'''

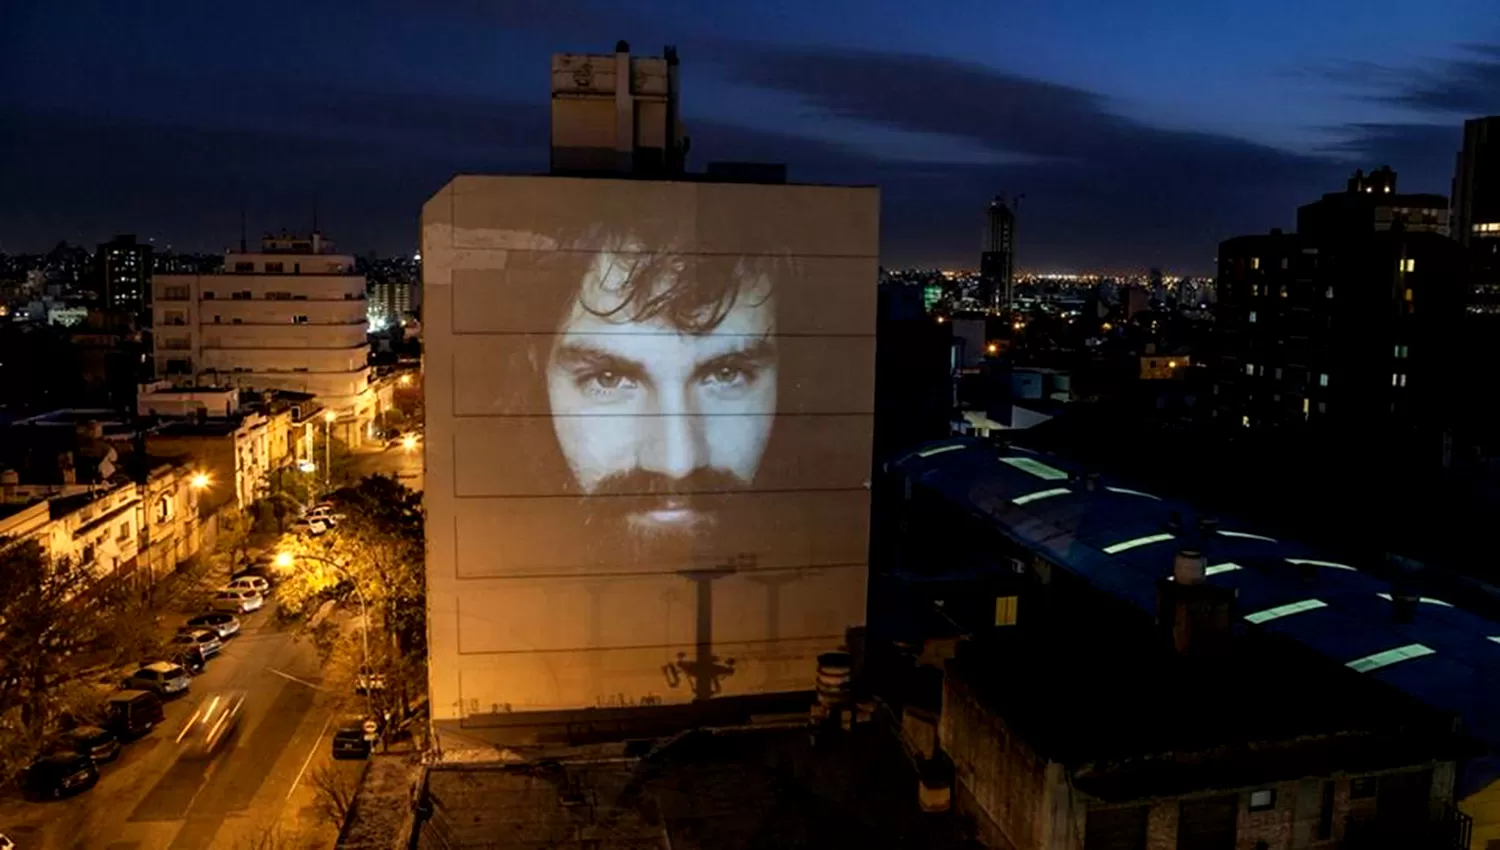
[239,208,247,253]
[312,195,319,234]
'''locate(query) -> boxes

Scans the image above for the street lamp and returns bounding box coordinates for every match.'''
[398,373,412,387]
[276,550,373,716]
[190,472,211,490]
[401,434,417,453]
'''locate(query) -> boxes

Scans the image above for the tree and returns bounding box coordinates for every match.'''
[0,540,150,780]
[276,475,426,709]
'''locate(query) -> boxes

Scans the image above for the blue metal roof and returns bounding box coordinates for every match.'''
[893,437,1500,797]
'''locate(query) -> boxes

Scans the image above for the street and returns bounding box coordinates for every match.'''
[0,598,364,850]
[348,442,423,493]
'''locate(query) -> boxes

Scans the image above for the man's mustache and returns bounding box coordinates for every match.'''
[589,467,750,498]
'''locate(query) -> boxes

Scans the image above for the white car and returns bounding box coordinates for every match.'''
[291,517,329,536]
[123,661,191,696]
[211,588,263,614]
[226,575,270,595]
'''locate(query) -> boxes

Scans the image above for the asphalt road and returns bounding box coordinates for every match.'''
[348,443,423,492]
[0,600,364,850]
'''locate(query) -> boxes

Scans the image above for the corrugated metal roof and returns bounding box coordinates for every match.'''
[892,438,1500,797]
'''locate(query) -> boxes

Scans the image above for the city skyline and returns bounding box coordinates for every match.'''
[4,2,1499,272]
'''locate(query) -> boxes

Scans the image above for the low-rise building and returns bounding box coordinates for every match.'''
[145,413,277,513]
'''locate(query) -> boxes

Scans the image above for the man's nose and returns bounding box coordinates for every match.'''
[641,385,705,480]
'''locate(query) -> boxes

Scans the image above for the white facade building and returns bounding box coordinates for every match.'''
[152,232,371,417]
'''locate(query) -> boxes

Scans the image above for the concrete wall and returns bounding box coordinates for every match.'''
[422,175,877,730]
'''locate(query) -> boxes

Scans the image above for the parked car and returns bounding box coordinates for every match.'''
[54,725,120,764]
[169,646,206,675]
[331,717,375,760]
[122,661,190,697]
[211,588,263,613]
[172,628,223,659]
[26,751,98,799]
[176,691,246,758]
[108,690,165,738]
[290,517,329,536]
[232,563,278,586]
[185,612,241,639]
[225,575,270,595]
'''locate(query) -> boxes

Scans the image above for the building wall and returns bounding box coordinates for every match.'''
[422,175,876,727]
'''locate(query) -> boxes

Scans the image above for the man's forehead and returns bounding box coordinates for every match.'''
[566,250,775,330]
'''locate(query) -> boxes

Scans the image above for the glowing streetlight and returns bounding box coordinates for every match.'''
[274,551,293,569]
[398,374,413,387]
[401,434,417,452]
[323,410,338,424]
[985,342,999,355]
[191,472,211,490]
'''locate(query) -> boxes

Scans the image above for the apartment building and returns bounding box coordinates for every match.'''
[152,231,374,436]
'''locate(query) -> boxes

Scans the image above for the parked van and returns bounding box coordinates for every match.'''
[107,690,165,739]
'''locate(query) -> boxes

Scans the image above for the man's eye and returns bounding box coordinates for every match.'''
[578,370,637,394]
[704,365,752,386]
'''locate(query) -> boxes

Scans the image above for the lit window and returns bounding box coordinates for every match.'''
[1245,363,1255,376]
[1398,373,1407,387]
[1250,257,1260,270]
[1404,288,1414,302]
[1325,286,1334,299]
[1244,598,1327,624]
[1318,401,1327,414]
[1012,487,1071,506]
[1241,414,1251,427]
[1219,529,1277,542]
[1302,397,1310,416]
[995,596,1018,627]
[1392,373,1400,387]
[1285,558,1357,571]
[999,456,1070,481]
[1249,311,1257,323]
[1400,258,1416,273]
[1394,344,1407,358]
[1319,373,1329,387]
[1376,593,1452,608]
[1102,532,1176,555]
[1249,789,1277,812]
[1279,285,1288,298]
[1346,643,1435,673]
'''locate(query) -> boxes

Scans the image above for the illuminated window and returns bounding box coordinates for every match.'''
[1394,344,1408,358]
[1302,397,1310,417]
[1219,529,1277,542]
[1376,593,1452,607]
[1400,258,1416,273]
[1250,257,1260,270]
[1475,222,1500,233]
[1249,789,1277,812]
[1346,643,1435,673]
[1245,363,1255,376]
[1318,373,1329,387]
[999,457,1070,481]
[1242,414,1250,427]
[1279,284,1288,298]
[1398,373,1407,387]
[1404,288,1414,302]
[995,596,1018,627]
[1318,401,1327,414]
[1102,533,1175,555]
[1012,487,1071,506]
[1392,373,1399,387]
[1244,598,1327,624]
[1105,486,1161,500]
[1248,310,1257,323]
[1325,286,1333,299]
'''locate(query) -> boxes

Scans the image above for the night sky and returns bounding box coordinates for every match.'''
[4,1,1499,272]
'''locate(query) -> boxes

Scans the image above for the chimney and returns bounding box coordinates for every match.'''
[1174,548,1206,585]
[1159,550,1234,657]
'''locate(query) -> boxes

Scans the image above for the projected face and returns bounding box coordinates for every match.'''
[546,248,778,536]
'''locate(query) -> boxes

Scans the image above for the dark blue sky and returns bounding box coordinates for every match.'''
[3,0,1499,272]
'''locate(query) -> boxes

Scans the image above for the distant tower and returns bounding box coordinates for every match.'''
[981,196,1017,314]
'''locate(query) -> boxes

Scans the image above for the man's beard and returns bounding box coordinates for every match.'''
[581,468,751,555]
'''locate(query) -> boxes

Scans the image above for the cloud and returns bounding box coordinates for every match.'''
[703,45,1346,269]
[1366,44,1500,116]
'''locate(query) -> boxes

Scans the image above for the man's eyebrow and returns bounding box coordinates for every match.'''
[551,341,644,371]
[701,336,778,363]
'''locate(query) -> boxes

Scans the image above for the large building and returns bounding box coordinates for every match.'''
[151,232,377,439]
[881,439,1500,849]
[422,173,877,741]
[1214,169,1466,463]
[98,234,153,319]
[1452,116,1500,313]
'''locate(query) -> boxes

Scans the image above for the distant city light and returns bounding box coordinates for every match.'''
[986,342,999,354]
